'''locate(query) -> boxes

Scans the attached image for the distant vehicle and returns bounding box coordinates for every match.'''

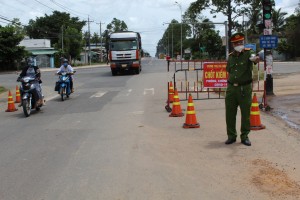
[108,31,142,75]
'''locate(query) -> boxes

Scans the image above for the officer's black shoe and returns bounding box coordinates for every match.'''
[241,139,251,146]
[225,138,236,145]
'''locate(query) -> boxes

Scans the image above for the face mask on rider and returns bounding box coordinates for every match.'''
[63,63,68,67]
[234,45,244,52]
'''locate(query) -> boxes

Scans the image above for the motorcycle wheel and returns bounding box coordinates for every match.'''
[36,105,41,111]
[60,87,65,101]
[22,99,31,117]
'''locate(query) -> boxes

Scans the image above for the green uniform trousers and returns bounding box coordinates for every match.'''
[225,84,252,141]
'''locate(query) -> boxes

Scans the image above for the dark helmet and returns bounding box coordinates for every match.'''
[27,57,35,67]
[63,58,69,67]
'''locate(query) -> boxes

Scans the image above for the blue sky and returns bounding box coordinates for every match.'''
[0,0,298,56]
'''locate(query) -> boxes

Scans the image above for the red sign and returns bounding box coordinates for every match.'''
[203,62,228,88]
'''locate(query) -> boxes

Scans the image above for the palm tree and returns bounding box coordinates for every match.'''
[272,8,288,35]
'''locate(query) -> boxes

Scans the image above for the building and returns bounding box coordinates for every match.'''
[19,38,57,68]
[77,43,106,65]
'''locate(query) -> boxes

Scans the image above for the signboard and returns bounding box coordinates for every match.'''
[260,35,278,48]
[266,54,273,74]
[263,28,272,35]
[203,62,228,88]
[264,19,272,29]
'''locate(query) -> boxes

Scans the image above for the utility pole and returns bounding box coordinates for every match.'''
[172,23,173,59]
[87,16,93,65]
[262,0,275,95]
[164,21,228,59]
[96,21,105,62]
[175,1,183,60]
[61,25,64,52]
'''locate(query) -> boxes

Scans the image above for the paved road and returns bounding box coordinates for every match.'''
[0,58,300,199]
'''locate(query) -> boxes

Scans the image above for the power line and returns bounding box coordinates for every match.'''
[0,20,10,25]
[34,0,56,12]
[50,0,87,19]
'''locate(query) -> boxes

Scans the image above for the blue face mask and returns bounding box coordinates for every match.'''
[63,63,68,67]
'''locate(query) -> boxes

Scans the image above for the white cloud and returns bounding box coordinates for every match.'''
[276,0,299,15]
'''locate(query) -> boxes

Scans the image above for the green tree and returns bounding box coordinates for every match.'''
[158,19,191,58]
[61,27,83,62]
[91,33,100,45]
[272,8,288,35]
[103,18,129,55]
[0,24,27,70]
[106,18,128,34]
[279,12,300,58]
[187,0,252,44]
[187,18,223,59]
[25,11,86,53]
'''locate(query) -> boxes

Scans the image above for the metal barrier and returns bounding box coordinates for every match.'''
[166,59,269,110]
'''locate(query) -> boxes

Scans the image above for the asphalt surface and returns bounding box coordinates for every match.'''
[0,58,299,199]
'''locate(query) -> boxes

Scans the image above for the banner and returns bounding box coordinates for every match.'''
[203,62,228,88]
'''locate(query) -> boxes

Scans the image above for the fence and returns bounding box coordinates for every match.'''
[166,59,269,110]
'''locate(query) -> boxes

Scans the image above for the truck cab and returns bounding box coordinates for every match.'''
[109,31,142,76]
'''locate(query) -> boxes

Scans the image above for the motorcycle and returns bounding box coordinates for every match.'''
[55,71,75,101]
[17,75,43,117]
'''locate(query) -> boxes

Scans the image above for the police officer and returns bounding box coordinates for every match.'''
[225,33,259,146]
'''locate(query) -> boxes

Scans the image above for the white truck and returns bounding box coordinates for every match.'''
[108,31,142,75]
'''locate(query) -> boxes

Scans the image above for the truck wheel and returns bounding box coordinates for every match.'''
[111,69,117,76]
[135,67,140,74]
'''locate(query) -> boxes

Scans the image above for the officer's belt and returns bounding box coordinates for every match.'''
[227,79,252,86]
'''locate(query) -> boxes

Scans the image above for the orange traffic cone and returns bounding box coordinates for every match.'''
[168,81,174,103]
[250,93,265,130]
[183,94,200,128]
[15,85,21,103]
[169,88,184,117]
[5,90,18,112]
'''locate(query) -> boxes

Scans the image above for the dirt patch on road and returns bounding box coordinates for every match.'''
[251,159,300,198]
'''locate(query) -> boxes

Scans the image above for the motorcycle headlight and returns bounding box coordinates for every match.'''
[23,83,30,90]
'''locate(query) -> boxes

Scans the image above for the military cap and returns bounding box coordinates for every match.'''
[230,33,245,43]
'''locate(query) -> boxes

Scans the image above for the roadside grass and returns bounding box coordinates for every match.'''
[0,86,7,95]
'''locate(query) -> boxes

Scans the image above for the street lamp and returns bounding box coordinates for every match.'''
[175,1,183,60]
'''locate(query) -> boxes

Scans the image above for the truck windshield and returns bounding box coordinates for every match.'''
[110,40,137,51]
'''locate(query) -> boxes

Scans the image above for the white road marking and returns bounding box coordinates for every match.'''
[143,88,154,95]
[90,92,107,98]
[126,89,132,96]
[45,94,59,101]
[130,111,144,115]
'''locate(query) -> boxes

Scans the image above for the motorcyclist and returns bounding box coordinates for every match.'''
[17,57,44,106]
[56,58,74,93]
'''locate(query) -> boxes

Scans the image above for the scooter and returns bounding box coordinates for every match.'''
[55,71,75,101]
[17,75,43,117]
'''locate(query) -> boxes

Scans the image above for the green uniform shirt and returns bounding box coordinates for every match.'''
[226,48,255,83]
